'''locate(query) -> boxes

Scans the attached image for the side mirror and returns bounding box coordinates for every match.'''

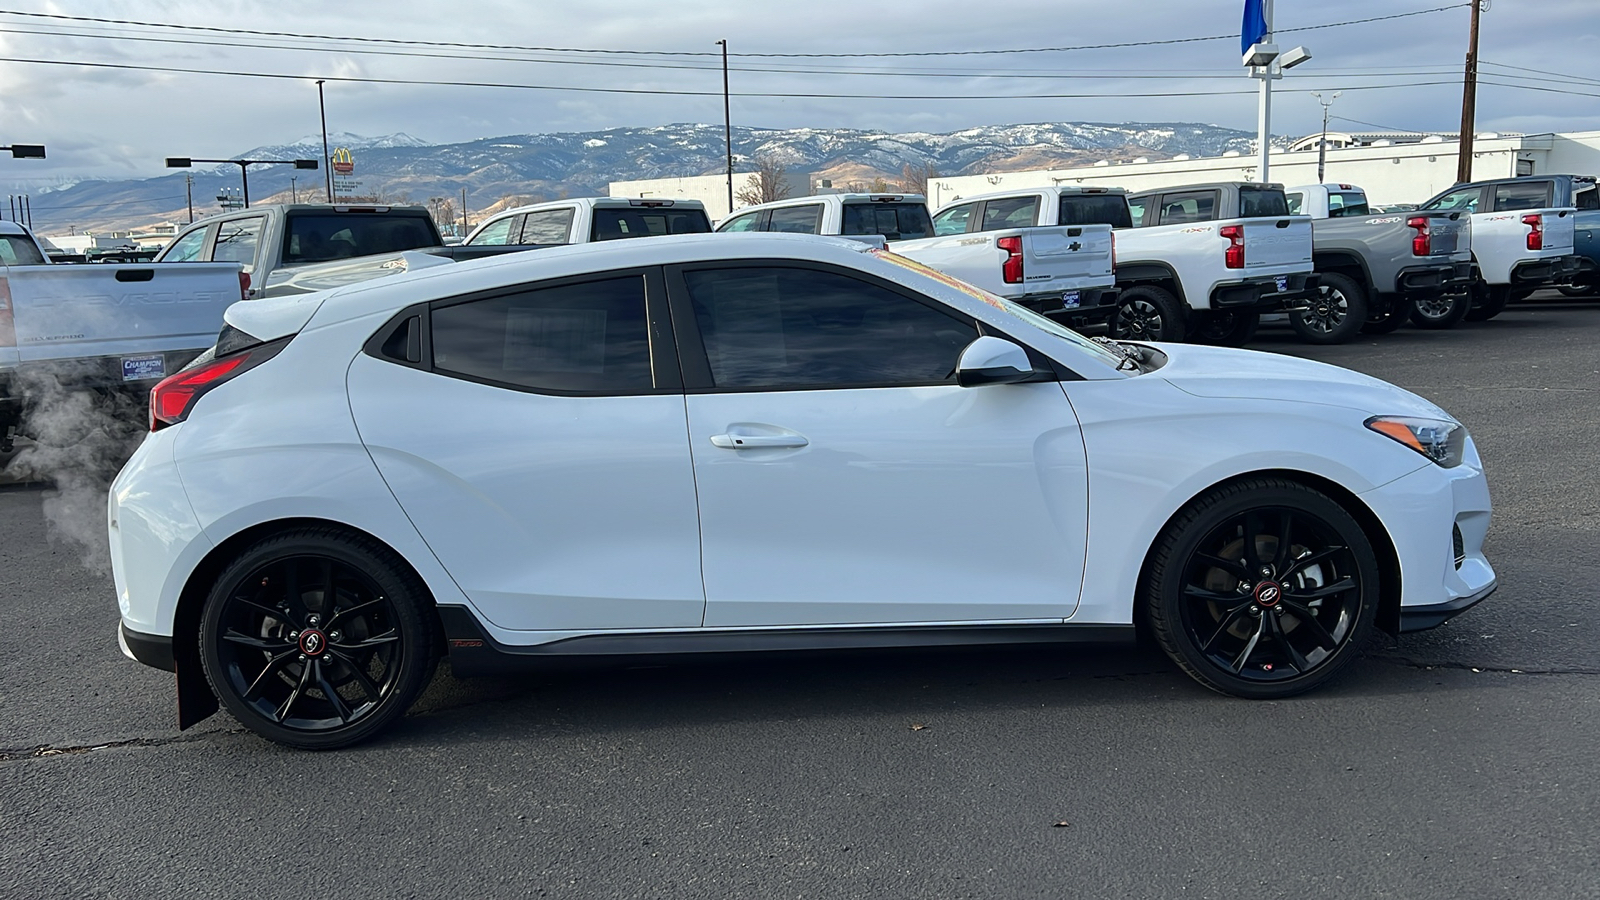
[955,335,1037,387]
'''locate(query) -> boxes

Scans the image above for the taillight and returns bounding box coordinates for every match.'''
[148,338,287,431]
[239,271,252,301]
[0,277,15,349]
[1407,216,1431,256]
[997,235,1024,284]
[1522,213,1543,251]
[1110,231,1117,269]
[1220,224,1244,269]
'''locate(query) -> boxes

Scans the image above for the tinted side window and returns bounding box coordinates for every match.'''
[1127,197,1150,227]
[1493,181,1553,212]
[932,203,975,236]
[766,205,823,234]
[1326,192,1371,217]
[717,211,764,233]
[161,227,208,262]
[1575,185,1599,210]
[467,216,519,246]
[840,203,934,241]
[212,217,266,272]
[1425,187,1483,213]
[430,276,653,394]
[1157,192,1219,225]
[683,267,977,390]
[520,209,575,244]
[0,235,45,265]
[1286,193,1304,215]
[980,197,1040,230]
[1058,194,1132,228]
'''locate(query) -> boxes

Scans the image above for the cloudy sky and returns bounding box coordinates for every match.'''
[1,0,1596,189]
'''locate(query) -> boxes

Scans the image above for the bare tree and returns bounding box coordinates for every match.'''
[735,154,793,206]
[868,177,891,193]
[900,162,939,196]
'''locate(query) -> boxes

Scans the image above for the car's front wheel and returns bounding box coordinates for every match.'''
[1144,479,1379,699]
[199,528,438,749]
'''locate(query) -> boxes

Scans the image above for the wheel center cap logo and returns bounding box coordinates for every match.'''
[299,629,327,656]
[1254,581,1283,607]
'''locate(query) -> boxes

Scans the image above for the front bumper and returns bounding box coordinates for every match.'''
[1210,272,1320,310]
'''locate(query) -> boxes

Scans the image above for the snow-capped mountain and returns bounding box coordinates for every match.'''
[27,122,1282,234]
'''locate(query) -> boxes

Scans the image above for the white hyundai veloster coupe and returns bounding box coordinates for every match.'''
[109,233,1495,748]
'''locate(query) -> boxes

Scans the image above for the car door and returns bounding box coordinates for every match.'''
[345,268,705,633]
[668,260,1088,628]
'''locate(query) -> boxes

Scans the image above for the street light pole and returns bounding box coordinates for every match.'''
[166,157,319,209]
[1243,0,1311,186]
[1311,91,1341,183]
[317,79,333,202]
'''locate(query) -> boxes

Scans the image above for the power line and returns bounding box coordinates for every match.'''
[0,54,1472,100]
[0,2,1469,60]
[1481,59,1600,87]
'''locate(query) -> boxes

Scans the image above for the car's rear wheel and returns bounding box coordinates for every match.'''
[1110,285,1187,343]
[199,529,438,749]
[1409,291,1471,329]
[1464,284,1509,322]
[1557,283,1596,298]
[1289,272,1367,344]
[1190,309,1260,346]
[1359,295,1413,335]
[1144,479,1379,699]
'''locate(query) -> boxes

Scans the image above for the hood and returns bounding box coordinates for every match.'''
[223,290,329,342]
[1153,343,1453,420]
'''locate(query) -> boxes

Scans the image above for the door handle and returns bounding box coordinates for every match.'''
[709,433,809,450]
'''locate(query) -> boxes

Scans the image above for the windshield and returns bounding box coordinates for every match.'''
[283,213,439,264]
[841,202,934,241]
[869,249,1127,370]
[591,207,711,241]
[1239,188,1290,218]
[1059,194,1133,229]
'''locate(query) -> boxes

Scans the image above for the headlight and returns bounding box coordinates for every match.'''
[1365,416,1466,467]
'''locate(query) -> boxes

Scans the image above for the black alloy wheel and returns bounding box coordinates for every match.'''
[1111,285,1188,343]
[1359,295,1413,335]
[1145,479,1379,699]
[1409,291,1471,330]
[1289,272,1367,345]
[1190,310,1260,346]
[199,529,437,749]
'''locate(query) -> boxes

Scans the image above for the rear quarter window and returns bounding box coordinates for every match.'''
[1239,189,1290,218]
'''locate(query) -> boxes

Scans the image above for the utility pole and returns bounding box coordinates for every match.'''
[185,174,194,223]
[460,187,468,232]
[318,79,334,202]
[1311,91,1340,183]
[1456,0,1483,184]
[717,39,733,214]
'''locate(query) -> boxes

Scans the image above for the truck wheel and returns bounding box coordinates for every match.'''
[1409,292,1471,329]
[1465,284,1509,322]
[1557,283,1597,298]
[1289,272,1367,345]
[1359,295,1413,335]
[1111,286,1188,343]
[1191,310,1259,346]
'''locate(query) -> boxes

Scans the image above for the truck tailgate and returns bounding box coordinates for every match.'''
[1472,207,1577,283]
[1242,216,1313,272]
[1418,210,1469,257]
[892,224,1113,298]
[5,262,241,365]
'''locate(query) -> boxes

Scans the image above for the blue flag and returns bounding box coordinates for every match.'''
[1242,0,1268,54]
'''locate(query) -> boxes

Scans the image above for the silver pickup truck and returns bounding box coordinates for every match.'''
[1286,184,1474,332]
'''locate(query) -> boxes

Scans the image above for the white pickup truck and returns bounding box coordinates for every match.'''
[465,197,713,246]
[1,220,244,451]
[1417,178,1580,321]
[718,192,1118,325]
[1118,183,1317,344]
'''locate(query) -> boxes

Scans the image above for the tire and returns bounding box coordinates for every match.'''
[1190,310,1260,346]
[1464,284,1509,322]
[1408,292,1471,329]
[1359,295,1413,335]
[199,528,438,750]
[1289,272,1368,344]
[1144,478,1380,699]
[1557,283,1597,298]
[1110,285,1188,343]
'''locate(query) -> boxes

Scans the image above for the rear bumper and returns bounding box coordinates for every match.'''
[1210,272,1320,309]
[1510,254,1581,286]
[119,621,175,672]
[1017,286,1121,321]
[1396,261,1474,296]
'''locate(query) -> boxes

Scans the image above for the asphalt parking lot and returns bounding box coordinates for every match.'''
[3,296,1598,899]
